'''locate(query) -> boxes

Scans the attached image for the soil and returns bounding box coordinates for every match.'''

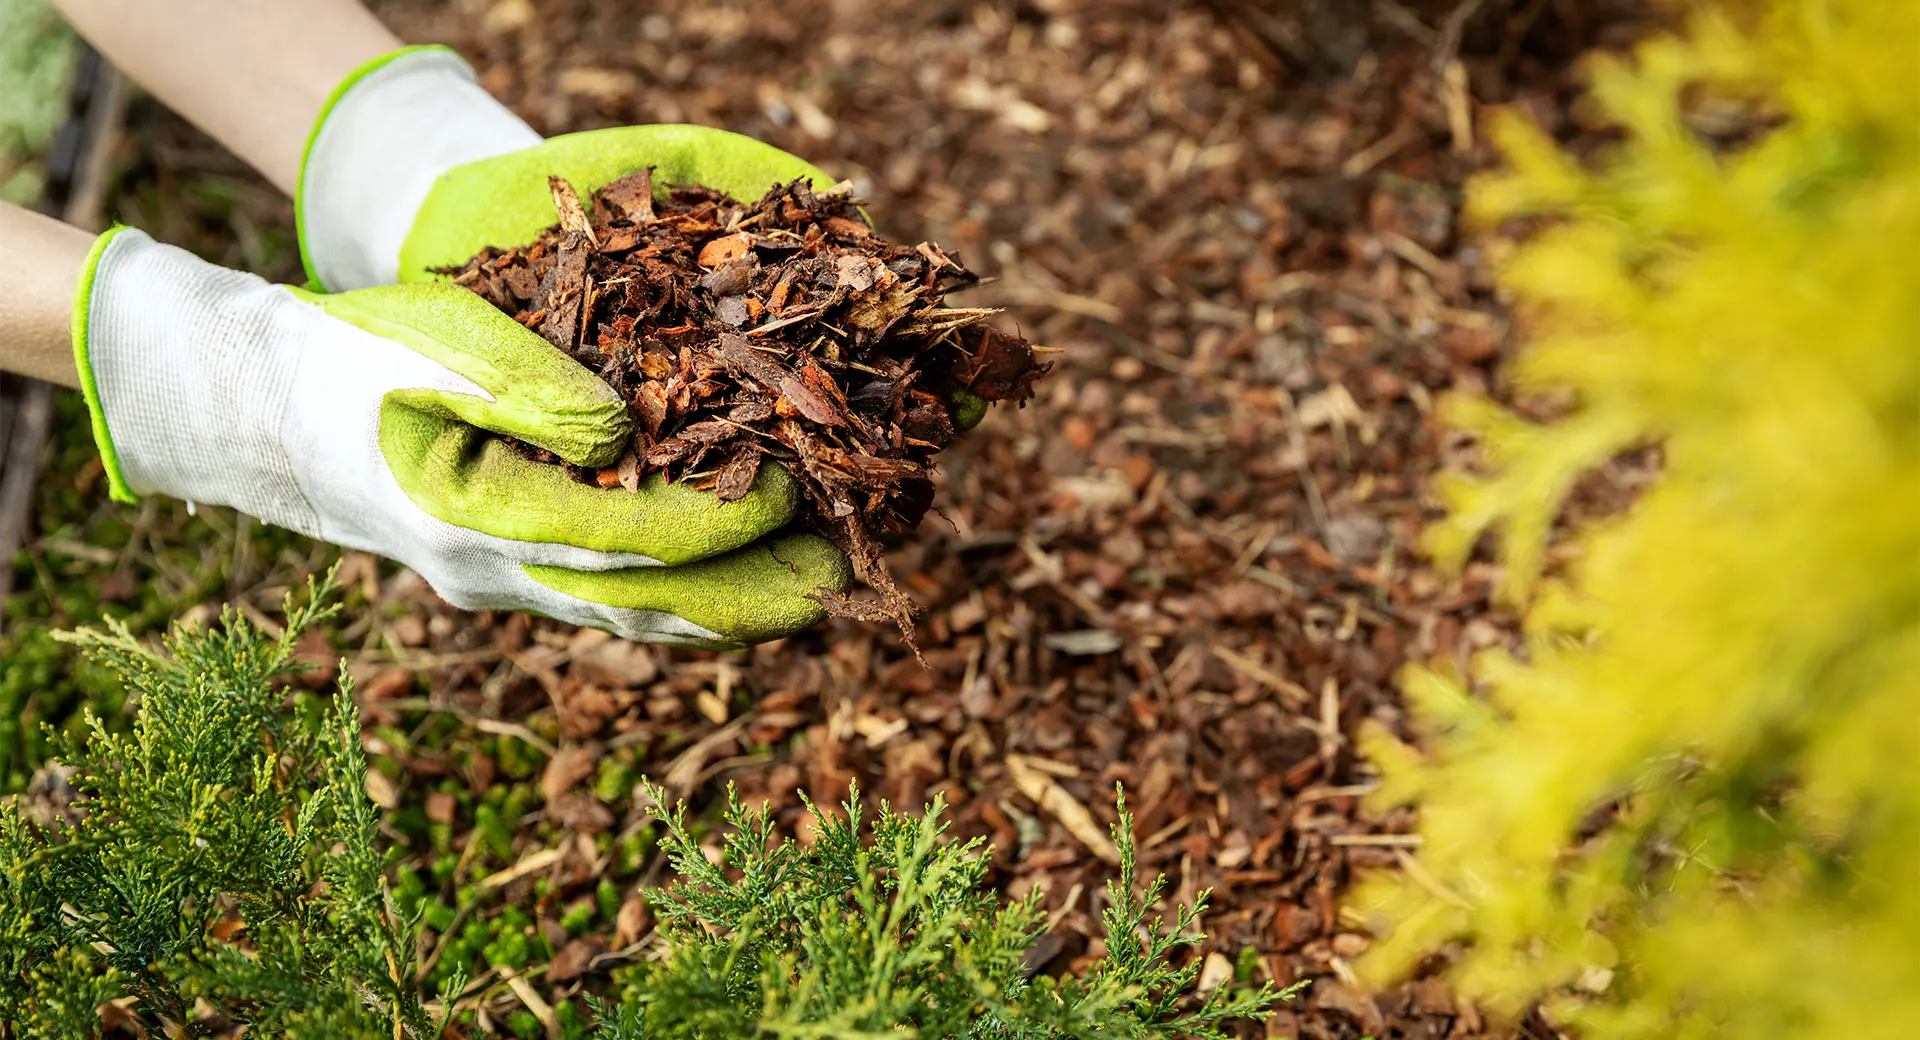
[444,173,1049,644]
[78,0,1667,1035]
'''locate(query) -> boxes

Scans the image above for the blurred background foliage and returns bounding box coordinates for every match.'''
[1360,1,1920,1035]
[0,0,74,205]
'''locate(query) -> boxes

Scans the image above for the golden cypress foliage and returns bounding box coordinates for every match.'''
[1355,2,1920,1035]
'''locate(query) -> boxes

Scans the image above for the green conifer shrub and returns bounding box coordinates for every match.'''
[1,572,1289,1038]
[1357,2,1920,1036]
[2,575,444,1039]
[604,781,1285,1040]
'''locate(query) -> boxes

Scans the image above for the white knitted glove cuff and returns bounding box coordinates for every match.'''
[87,228,321,530]
[298,47,540,291]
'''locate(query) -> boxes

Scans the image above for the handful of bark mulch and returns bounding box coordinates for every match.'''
[442,172,1051,650]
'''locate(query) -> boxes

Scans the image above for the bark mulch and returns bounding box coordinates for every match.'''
[444,172,1050,644]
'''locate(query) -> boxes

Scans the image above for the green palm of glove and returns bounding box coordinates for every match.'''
[398,125,838,282]
[297,282,849,647]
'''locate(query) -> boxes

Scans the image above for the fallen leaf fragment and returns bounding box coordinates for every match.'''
[616,896,653,947]
[360,667,415,700]
[541,744,600,803]
[1314,979,1387,1037]
[548,938,607,984]
[714,447,762,501]
[780,368,848,427]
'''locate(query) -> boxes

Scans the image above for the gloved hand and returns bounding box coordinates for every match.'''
[72,227,850,648]
[280,46,862,644]
[295,46,838,290]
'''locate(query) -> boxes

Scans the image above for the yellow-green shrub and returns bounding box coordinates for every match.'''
[1356,3,1920,1036]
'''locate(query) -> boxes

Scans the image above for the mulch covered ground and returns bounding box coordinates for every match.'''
[88,0,1658,1035]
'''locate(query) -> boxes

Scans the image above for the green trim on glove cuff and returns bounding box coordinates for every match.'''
[379,406,802,564]
[525,531,852,647]
[71,225,137,504]
[399,125,837,281]
[295,43,463,292]
[294,282,631,466]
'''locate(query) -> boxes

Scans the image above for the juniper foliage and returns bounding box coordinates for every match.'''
[609,781,1289,1039]
[1,573,1286,1038]
[0,570,445,1039]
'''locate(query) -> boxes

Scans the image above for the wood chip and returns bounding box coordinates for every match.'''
[696,232,754,268]
[597,167,655,221]
[1007,755,1119,864]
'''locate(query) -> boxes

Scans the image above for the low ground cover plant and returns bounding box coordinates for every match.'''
[0,572,1287,1038]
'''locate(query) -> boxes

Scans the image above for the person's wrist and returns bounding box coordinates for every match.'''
[297,46,540,293]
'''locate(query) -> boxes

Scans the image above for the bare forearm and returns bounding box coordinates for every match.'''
[0,203,95,388]
[52,0,401,196]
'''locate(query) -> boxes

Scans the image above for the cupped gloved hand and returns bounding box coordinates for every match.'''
[296,46,840,291]
[72,227,850,648]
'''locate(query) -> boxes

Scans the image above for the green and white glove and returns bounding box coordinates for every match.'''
[72,228,850,648]
[273,45,861,646]
[296,46,836,290]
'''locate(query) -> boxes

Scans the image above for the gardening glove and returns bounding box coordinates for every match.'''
[71,227,851,648]
[296,46,837,291]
